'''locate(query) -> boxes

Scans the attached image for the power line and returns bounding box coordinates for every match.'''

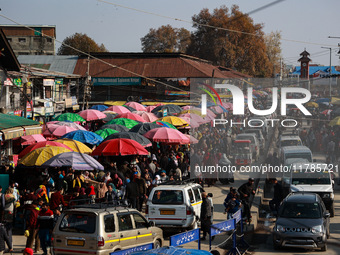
[97,0,337,48]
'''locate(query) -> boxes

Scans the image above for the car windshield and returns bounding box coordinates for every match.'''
[281,140,301,147]
[152,190,184,205]
[233,142,251,153]
[59,213,96,233]
[292,171,331,185]
[279,202,321,218]
[286,152,312,162]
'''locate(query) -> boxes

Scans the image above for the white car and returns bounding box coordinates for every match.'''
[146,181,205,230]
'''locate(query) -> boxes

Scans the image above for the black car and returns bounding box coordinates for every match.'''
[273,193,330,251]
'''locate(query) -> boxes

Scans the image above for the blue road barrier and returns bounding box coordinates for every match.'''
[111,243,154,255]
[170,228,201,250]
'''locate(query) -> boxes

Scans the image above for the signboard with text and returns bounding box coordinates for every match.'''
[111,243,153,255]
[92,77,141,86]
[170,228,200,249]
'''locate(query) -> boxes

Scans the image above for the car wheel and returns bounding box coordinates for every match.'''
[330,204,335,217]
[154,239,162,249]
[321,243,327,251]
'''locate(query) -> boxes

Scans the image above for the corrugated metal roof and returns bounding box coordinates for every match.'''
[7,65,81,79]
[73,53,248,79]
[17,55,78,74]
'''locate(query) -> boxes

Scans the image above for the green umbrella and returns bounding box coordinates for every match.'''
[94,128,119,139]
[53,113,85,122]
[153,121,177,130]
[105,118,140,129]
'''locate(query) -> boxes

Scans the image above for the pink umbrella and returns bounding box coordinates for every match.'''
[146,106,157,113]
[184,134,199,144]
[46,121,86,131]
[210,105,223,114]
[133,111,158,122]
[20,134,47,146]
[222,102,233,110]
[114,112,146,123]
[143,127,190,144]
[179,113,207,124]
[106,105,131,114]
[78,109,106,121]
[125,102,147,111]
[177,117,199,128]
[43,125,77,137]
[181,106,192,110]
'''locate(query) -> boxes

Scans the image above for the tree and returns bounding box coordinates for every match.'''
[58,33,108,55]
[186,5,273,77]
[264,31,282,76]
[141,25,191,53]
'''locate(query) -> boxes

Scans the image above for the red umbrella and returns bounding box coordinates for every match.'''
[18,141,73,158]
[20,134,47,146]
[43,125,77,137]
[92,138,148,156]
[125,102,146,111]
[78,109,106,121]
[106,106,130,114]
[143,127,190,144]
[114,112,146,123]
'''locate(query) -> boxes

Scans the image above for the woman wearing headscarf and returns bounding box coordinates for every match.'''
[96,182,108,200]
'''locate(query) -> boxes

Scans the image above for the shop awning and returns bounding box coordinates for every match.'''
[1,127,24,140]
[24,125,42,136]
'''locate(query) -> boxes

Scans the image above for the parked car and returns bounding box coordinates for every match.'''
[273,193,330,251]
[52,205,163,255]
[146,181,205,230]
[280,146,312,164]
[277,135,302,155]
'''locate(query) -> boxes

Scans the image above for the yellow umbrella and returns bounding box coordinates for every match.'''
[179,109,204,117]
[19,146,71,166]
[54,138,92,154]
[103,101,126,106]
[305,102,318,108]
[158,116,188,127]
[329,117,340,127]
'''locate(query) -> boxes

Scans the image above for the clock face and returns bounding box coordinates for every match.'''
[302,63,307,67]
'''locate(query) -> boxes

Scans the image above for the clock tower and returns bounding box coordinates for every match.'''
[298,49,311,79]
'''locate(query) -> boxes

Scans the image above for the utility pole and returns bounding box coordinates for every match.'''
[82,56,90,110]
[321,47,332,97]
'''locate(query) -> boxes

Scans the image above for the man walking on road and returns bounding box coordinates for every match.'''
[269,178,283,214]
[200,192,212,240]
[238,178,255,223]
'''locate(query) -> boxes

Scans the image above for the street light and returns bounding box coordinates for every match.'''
[321,47,332,97]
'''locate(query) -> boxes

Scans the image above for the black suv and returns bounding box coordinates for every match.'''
[273,193,330,251]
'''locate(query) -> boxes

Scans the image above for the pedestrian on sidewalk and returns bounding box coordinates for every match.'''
[25,200,40,253]
[269,178,283,214]
[238,178,255,223]
[200,192,212,240]
[37,203,54,255]
[0,223,12,255]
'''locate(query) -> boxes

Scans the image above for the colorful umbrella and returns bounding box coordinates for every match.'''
[133,112,158,122]
[181,105,193,110]
[329,116,340,126]
[316,98,330,104]
[184,134,199,144]
[178,113,207,124]
[177,117,199,128]
[105,118,140,129]
[92,138,149,156]
[103,132,152,147]
[90,105,109,111]
[305,102,318,108]
[102,113,118,122]
[78,109,106,121]
[18,146,72,166]
[158,116,188,127]
[153,121,177,130]
[54,139,92,154]
[146,105,157,112]
[42,152,104,171]
[99,124,129,132]
[179,109,204,117]
[46,121,86,131]
[106,105,130,114]
[43,125,77,137]
[143,127,190,144]
[52,113,85,122]
[125,102,147,111]
[209,105,224,114]
[114,113,146,123]
[20,134,47,146]
[129,123,163,135]
[94,128,119,139]
[18,141,73,158]
[222,102,233,111]
[61,130,103,145]
[151,104,183,115]
[122,105,136,112]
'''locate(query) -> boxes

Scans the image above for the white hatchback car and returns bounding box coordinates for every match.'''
[145,181,205,230]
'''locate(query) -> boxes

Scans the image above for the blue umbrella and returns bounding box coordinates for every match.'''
[90,105,109,111]
[61,130,103,145]
[217,105,229,113]
[42,152,104,171]
[316,98,330,103]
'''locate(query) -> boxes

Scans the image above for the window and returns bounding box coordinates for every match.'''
[132,213,148,229]
[46,38,53,43]
[33,37,41,42]
[104,214,115,232]
[118,214,133,231]
[151,190,183,205]
[193,187,201,202]
[59,213,96,233]
[18,38,26,43]
[188,189,195,203]
[7,38,12,43]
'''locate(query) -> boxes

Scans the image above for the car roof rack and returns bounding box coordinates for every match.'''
[158,178,197,186]
[68,199,130,210]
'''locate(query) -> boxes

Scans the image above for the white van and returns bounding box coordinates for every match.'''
[280,146,312,164]
[289,163,335,217]
[277,135,302,155]
[146,182,204,230]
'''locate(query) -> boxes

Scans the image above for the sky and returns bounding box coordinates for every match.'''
[1,0,340,68]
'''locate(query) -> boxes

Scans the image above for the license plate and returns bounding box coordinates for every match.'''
[67,240,85,246]
[160,210,175,215]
